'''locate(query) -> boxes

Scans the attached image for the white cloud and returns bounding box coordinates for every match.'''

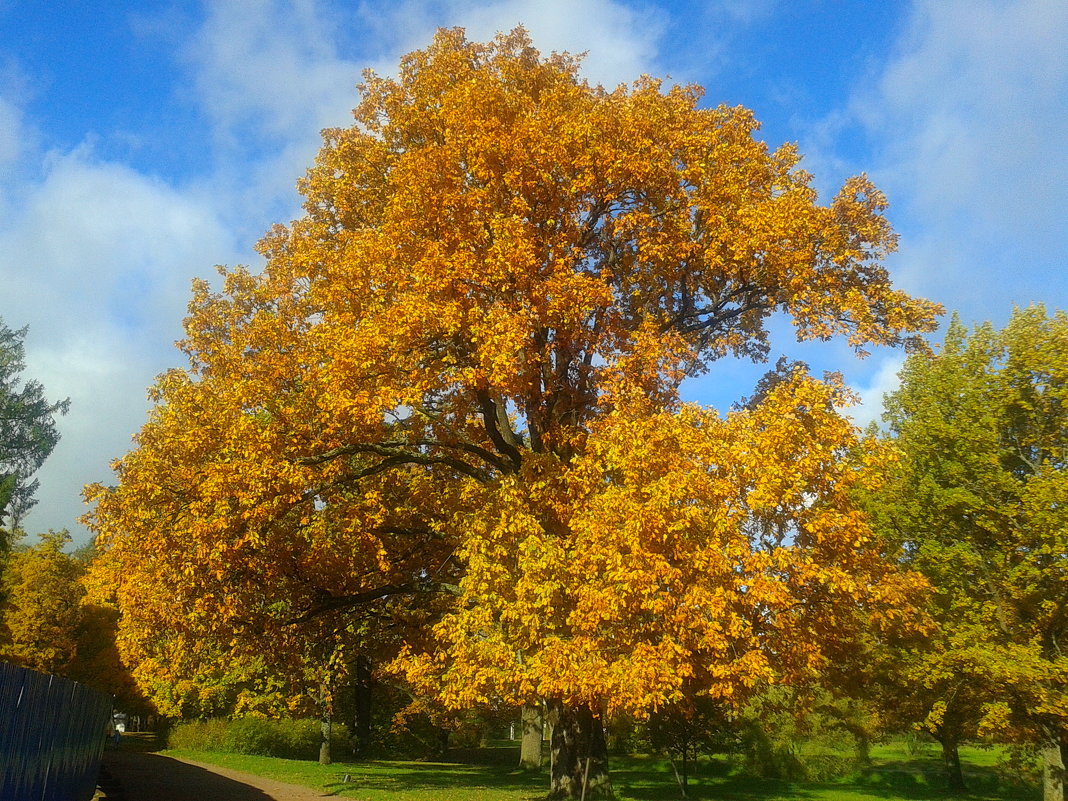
[178,0,672,225]
[876,0,1068,231]
[854,0,1068,320]
[846,354,905,431]
[0,72,40,215]
[187,0,365,147]
[444,0,666,88]
[3,153,235,350]
[0,150,238,540]
[707,0,778,25]
[328,0,667,89]
[3,0,673,543]
[13,332,158,539]
[0,95,24,173]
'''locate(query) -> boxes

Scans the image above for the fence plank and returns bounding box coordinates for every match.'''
[0,662,112,801]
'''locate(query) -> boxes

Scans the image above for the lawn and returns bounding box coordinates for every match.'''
[153,738,1039,801]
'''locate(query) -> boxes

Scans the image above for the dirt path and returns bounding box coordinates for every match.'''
[98,749,335,801]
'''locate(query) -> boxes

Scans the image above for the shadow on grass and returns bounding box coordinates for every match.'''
[608,754,1038,801]
[322,760,547,798]
[854,764,1036,801]
[614,773,814,801]
[576,756,808,801]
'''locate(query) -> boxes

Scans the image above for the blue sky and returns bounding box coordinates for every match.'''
[1,0,1066,543]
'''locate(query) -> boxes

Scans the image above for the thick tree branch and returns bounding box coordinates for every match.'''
[287,579,461,624]
[294,442,492,482]
[475,389,523,471]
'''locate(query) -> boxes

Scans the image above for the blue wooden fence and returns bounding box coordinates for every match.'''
[0,662,113,801]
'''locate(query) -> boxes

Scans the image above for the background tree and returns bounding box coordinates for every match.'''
[867,306,1068,801]
[0,530,150,713]
[0,530,83,673]
[646,692,734,797]
[0,318,70,540]
[866,635,1001,792]
[87,28,940,799]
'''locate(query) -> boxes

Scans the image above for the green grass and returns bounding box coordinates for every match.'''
[152,740,1038,801]
[160,749,547,800]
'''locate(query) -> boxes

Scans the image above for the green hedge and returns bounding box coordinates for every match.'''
[168,717,351,760]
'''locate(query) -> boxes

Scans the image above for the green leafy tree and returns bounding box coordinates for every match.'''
[869,306,1068,800]
[0,319,70,540]
[646,692,734,797]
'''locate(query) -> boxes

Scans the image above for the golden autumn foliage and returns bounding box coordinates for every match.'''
[400,371,929,715]
[1,531,83,674]
[85,28,940,773]
[0,531,148,712]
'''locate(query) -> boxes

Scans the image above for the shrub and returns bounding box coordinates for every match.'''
[167,717,350,760]
[167,718,230,752]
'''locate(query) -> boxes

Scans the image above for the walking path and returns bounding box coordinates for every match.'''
[98,748,333,801]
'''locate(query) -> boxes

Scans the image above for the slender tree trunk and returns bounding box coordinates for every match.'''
[668,757,687,799]
[519,703,544,770]
[319,683,332,765]
[936,733,965,793]
[681,742,689,794]
[352,653,374,758]
[1041,725,1066,801]
[320,718,332,765]
[547,701,612,799]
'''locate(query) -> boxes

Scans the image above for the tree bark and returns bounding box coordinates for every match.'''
[1063,736,1068,801]
[681,742,689,794]
[519,703,544,770]
[547,701,612,799]
[1041,725,1066,801]
[352,653,374,758]
[668,757,687,799]
[319,718,332,765]
[937,734,965,793]
[318,682,332,765]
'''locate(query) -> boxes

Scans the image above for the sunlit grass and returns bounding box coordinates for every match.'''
[157,740,1038,801]
[161,749,546,800]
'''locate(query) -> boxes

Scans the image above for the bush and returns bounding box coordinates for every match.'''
[167,717,351,760]
[902,730,932,757]
[732,687,876,782]
[167,718,230,752]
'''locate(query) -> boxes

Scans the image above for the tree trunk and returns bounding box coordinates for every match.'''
[1063,736,1068,801]
[547,701,612,800]
[681,743,689,794]
[352,653,373,758]
[436,727,450,760]
[937,733,965,793]
[519,703,544,770]
[319,718,332,765]
[1041,726,1066,801]
[668,757,687,799]
[318,682,332,765]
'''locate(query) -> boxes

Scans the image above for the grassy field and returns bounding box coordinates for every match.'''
[146,736,1039,801]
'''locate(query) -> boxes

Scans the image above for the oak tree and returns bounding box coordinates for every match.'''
[87,28,940,798]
